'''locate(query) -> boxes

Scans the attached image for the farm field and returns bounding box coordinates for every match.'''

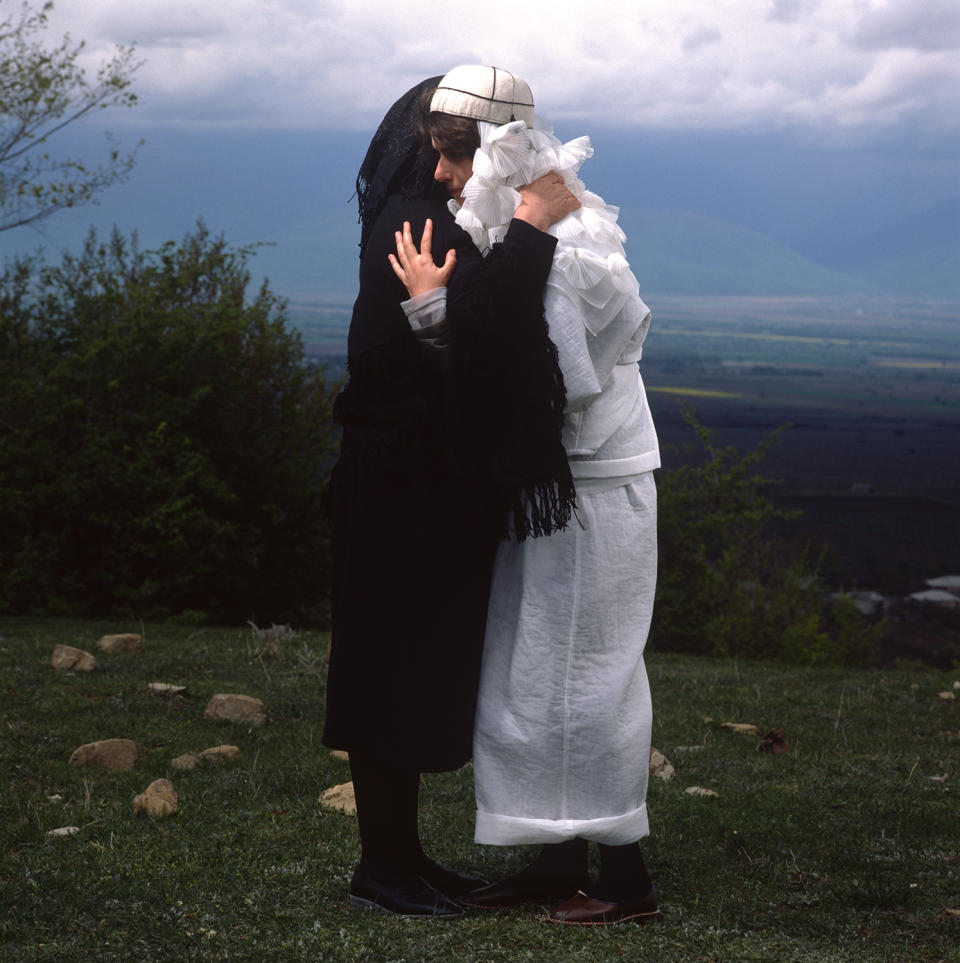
[641,296,960,590]
[297,294,960,590]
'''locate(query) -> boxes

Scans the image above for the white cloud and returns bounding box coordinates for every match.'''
[852,0,960,52]
[39,0,959,139]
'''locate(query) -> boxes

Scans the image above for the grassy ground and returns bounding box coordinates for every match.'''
[1,617,958,962]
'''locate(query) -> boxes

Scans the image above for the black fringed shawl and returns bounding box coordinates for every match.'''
[446,219,576,540]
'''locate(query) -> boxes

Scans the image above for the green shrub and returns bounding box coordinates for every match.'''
[0,223,338,624]
[653,408,878,665]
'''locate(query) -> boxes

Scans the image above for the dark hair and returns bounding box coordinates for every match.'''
[429,112,481,156]
[416,87,480,155]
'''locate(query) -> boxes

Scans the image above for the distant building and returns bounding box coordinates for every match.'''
[909,588,960,609]
[850,483,875,495]
[836,590,886,616]
[926,575,960,596]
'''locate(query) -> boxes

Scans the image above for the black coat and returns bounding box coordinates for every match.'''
[323,195,560,771]
[323,196,495,771]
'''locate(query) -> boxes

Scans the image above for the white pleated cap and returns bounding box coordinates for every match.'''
[431,65,535,127]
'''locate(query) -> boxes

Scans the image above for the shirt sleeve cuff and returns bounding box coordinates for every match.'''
[401,287,448,330]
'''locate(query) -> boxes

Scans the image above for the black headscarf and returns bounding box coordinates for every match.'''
[355,76,443,259]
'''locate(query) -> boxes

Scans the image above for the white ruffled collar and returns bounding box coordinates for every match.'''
[453,119,640,335]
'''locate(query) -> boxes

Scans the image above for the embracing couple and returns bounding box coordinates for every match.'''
[323,65,661,926]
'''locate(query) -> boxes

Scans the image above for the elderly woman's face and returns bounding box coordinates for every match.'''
[432,138,474,205]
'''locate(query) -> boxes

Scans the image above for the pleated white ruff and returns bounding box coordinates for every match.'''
[473,472,657,846]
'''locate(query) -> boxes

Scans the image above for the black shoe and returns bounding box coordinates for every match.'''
[420,861,489,899]
[463,870,589,908]
[349,864,464,919]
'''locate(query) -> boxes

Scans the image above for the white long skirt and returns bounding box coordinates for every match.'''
[473,472,657,846]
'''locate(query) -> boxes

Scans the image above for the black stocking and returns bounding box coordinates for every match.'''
[517,838,589,884]
[348,750,424,880]
[594,842,652,900]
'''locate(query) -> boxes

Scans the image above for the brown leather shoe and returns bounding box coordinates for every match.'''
[547,888,660,925]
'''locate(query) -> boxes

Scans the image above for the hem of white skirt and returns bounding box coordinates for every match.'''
[475,803,649,846]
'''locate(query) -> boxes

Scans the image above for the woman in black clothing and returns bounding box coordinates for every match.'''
[322,76,576,918]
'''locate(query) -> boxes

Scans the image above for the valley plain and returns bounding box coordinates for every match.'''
[298,294,960,592]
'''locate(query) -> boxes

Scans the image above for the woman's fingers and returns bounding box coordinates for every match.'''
[419,218,433,260]
[436,247,456,286]
[388,251,407,282]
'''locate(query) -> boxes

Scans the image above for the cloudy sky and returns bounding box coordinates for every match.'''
[47,0,959,141]
[6,0,955,301]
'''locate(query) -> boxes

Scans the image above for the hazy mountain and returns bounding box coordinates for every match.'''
[829,197,960,298]
[618,208,863,296]
[0,127,956,299]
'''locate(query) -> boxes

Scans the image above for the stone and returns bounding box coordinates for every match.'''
[132,778,178,817]
[330,750,349,762]
[649,748,676,782]
[199,745,241,764]
[69,738,137,771]
[46,826,79,838]
[685,786,719,798]
[96,633,143,654]
[171,753,200,771]
[148,683,186,696]
[938,691,956,701]
[204,693,266,726]
[722,722,760,736]
[319,781,356,813]
[51,645,96,672]
[757,727,790,754]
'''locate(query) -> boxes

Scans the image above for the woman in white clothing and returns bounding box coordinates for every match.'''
[392,65,660,926]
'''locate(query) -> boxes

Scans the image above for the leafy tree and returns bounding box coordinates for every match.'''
[0,223,338,623]
[0,0,139,231]
[653,408,879,666]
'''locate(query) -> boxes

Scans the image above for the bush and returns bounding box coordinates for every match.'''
[0,223,338,624]
[653,408,878,665]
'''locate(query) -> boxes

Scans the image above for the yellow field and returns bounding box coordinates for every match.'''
[870,358,960,370]
[647,386,742,398]
[660,328,907,349]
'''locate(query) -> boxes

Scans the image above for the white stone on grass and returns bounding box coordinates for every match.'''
[69,738,137,771]
[685,786,719,798]
[649,748,676,782]
[51,645,96,672]
[46,826,79,838]
[722,722,760,736]
[319,781,356,813]
[204,693,266,726]
[147,683,186,696]
[96,633,143,654]
[198,745,241,764]
[132,778,178,817]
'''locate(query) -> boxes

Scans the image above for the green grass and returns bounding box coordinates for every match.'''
[2,617,959,961]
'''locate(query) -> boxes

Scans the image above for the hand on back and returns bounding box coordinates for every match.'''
[515,173,580,232]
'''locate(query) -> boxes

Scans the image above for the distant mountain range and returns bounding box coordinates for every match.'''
[0,126,956,300]
[247,197,959,300]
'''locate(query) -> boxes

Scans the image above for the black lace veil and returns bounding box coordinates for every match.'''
[355,76,443,259]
